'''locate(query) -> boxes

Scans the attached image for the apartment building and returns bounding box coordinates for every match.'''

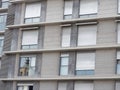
[0,0,120,90]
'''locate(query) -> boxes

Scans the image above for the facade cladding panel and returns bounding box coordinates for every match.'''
[0,0,119,90]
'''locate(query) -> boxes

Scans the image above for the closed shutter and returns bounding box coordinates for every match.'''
[78,25,97,46]
[80,0,98,15]
[76,52,95,70]
[118,23,120,43]
[64,0,73,15]
[58,82,67,90]
[75,82,93,90]
[22,30,38,45]
[62,27,71,47]
[25,3,41,18]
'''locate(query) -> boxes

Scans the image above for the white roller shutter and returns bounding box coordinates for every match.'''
[58,82,67,90]
[75,82,93,90]
[118,23,120,43]
[25,3,41,18]
[62,27,71,47]
[22,30,38,45]
[64,0,73,15]
[118,0,120,13]
[80,0,98,15]
[78,25,97,46]
[76,52,95,70]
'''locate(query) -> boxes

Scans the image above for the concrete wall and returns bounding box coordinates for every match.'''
[97,19,117,45]
[44,25,61,49]
[95,49,116,75]
[98,0,117,17]
[41,52,60,77]
[46,0,63,21]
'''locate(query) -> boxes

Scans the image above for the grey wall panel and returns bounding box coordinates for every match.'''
[41,52,60,77]
[97,20,116,45]
[40,0,47,22]
[14,3,22,24]
[95,49,116,75]
[40,81,57,90]
[72,0,79,19]
[70,24,78,47]
[10,29,19,51]
[35,54,42,77]
[33,82,40,90]
[94,80,115,90]
[38,26,45,49]
[69,52,76,76]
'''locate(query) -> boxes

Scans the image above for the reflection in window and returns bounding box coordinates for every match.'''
[17,84,33,90]
[0,36,4,55]
[0,14,7,31]
[2,0,9,8]
[19,56,36,76]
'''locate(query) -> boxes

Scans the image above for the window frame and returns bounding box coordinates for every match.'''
[18,55,36,76]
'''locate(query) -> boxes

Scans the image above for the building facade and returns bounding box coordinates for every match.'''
[0,0,120,90]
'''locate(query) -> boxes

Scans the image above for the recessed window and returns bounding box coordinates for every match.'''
[60,53,69,75]
[117,23,120,43]
[79,0,98,18]
[61,27,71,47]
[2,0,9,8]
[24,3,41,23]
[64,0,73,20]
[22,30,38,50]
[116,81,120,90]
[76,52,95,75]
[0,14,7,31]
[75,81,93,90]
[78,25,97,46]
[58,82,67,90]
[0,36,4,55]
[19,56,36,76]
[17,84,33,90]
[117,51,120,74]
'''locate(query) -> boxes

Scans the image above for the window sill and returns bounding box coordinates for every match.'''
[4,44,120,55]
[1,75,120,81]
[6,15,119,29]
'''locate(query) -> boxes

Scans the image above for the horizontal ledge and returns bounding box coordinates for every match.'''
[76,22,98,26]
[6,15,119,29]
[0,8,8,12]
[4,44,120,54]
[1,75,120,81]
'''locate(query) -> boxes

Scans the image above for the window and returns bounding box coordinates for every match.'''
[61,27,71,47]
[19,56,36,76]
[75,81,93,90]
[118,23,120,43]
[0,36,4,55]
[2,0,9,8]
[58,82,67,90]
[17,84,33,90]
[24,3,41,23]
[0,14,7,31]
[116,81,120,90]
[64,0,73,19]
[79,0,98,17]
[76,52,95,75]
[78,25,97,46]
[118,0,120,13]
[60,53,69,75]
[117,51,120,74]
[22,30,38,50]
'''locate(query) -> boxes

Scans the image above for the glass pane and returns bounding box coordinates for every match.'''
[25,18,32,24]
[64,15,72,20]
[29,67,35,76]
[117,64,120,74]
[33,17,40,23]
[22,45,30,50]
[76,70,94,75]
[60,66,68,75]
[29,86,33,90]
[17,86,23,90]
[30,45,37,49]
[2,2,9,8]
[61,57,69,65]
